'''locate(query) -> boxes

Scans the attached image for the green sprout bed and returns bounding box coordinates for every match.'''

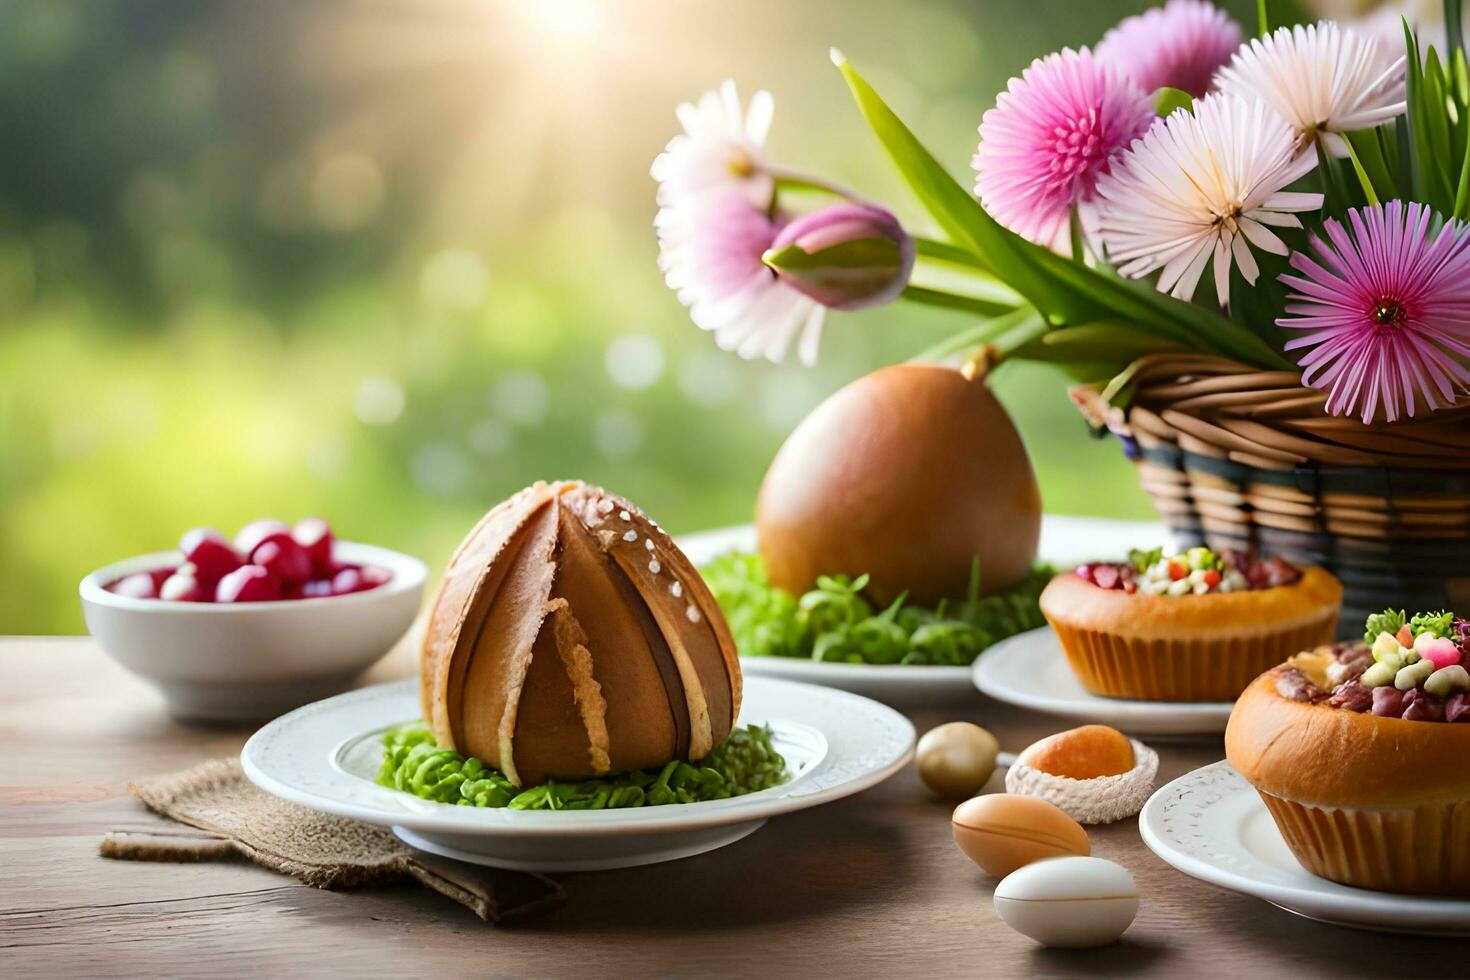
[703,552,1052,666]
[377,721,788,810]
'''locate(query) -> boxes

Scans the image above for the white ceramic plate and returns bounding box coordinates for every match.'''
[677,518,1170,706]
[972,627,1233,736]
[1140,761,1470,935]
[242,675,915,872]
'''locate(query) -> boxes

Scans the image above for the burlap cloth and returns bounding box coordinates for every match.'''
[99,758,564,922]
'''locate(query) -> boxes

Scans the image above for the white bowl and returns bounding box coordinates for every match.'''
[80,541,427,723]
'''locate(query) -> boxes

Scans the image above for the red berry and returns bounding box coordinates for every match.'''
[234,519,291,557]
[301,579,335,599]
[112,572,158,599]
[1202,570,1222,588]
[331,567,365,595]
[1075,564,1094,583]
[160,564,211,602]
[1168,561,1188,581]
[359,565,392,590]
[216,565,282,603]
[1092,565,1121,590]
[180,527,244,582]
[252,537,312,587]
[293,517,335,577]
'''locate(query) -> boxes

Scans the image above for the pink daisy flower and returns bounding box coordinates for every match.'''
[973,47,1154,252]
[1278,201,1470,424]
[656,192,826,365]
[651,80,775,212]
[1096,0,1244,98]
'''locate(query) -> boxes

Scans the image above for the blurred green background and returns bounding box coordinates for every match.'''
[3,0,1268,634]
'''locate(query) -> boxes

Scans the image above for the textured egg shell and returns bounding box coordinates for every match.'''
[993,856,1138,948]
[756,363,1041,606]
[951,794,1090,877]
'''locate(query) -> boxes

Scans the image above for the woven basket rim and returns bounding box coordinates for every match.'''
[1107,354,1470,472]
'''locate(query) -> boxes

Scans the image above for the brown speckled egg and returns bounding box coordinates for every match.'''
[756,363,1041,606]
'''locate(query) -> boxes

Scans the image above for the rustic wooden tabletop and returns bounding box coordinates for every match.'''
[4,635,1465,978]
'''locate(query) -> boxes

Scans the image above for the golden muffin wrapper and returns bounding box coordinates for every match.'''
[1047,615,1337,702]
[1257,791,1470,897]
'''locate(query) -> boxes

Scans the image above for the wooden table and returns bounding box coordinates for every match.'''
[4,636,1465,978]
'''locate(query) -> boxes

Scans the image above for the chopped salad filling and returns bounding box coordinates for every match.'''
[1273,610,1470,723]
[1074,546,1301,596]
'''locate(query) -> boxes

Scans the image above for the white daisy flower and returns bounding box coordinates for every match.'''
[651,80,775,211]
[1214,21,1406,155]
[1096,94,1323,307]
[656,192,826,366]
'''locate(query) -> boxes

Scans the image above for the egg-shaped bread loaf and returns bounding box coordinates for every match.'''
[420,480,741,787]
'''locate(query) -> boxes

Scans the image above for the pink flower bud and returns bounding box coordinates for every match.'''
[761,204,914,311]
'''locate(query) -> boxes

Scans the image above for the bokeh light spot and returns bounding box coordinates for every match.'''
[412,442,472,497]
[419,247,488,311]
[605,333,665,391]
[489,370,550,427]
[312,153,385,231]
[593,409,644,459]
[676,352,742,408]
[355,376,406,425]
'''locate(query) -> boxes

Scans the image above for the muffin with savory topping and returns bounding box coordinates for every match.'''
[1227,610,1470,896]
[1039,547,1342,702]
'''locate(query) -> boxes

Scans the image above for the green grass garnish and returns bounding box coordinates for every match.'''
[702,552,1052,666]
[376,722,787,809]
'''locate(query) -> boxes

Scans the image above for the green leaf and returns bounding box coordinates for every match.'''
[1015,321,1191,376]
[1031,258,1294,368]
[1344,129,1398,201]
[899,284,1016,318]
[1154,87,1193,117]
[1404,22,1437,202]
[1423,51,1455,190]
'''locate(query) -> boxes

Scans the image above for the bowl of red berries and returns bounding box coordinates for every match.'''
[79,517,427,722]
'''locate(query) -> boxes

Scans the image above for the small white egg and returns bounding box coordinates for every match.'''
[993,856,1138,948]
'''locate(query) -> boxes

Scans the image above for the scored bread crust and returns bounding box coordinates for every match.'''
[1226,670,1470,808]
[1040,566,1343,638]
[418,480,740,786]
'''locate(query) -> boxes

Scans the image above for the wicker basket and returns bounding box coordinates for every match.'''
[1082,354,1470,637]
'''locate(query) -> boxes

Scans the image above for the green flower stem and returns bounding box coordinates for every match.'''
[909,307,1047,363]
[914,236,987,270]
[900,284,1015,318]
[1068,205,1086,267]
[770,168,880,209]
[1256,0,1269,36]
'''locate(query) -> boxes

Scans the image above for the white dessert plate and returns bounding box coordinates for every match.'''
[242,675,915,872]
[1140,760,1470,935]
[677,518,1170,707]
[972,627,1233,736]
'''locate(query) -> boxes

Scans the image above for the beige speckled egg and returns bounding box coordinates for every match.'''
[993,856,1138,948]
[951,794,1090,877]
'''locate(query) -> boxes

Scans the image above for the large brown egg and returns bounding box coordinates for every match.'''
[756,363,1041,605]
[420,481,740,787]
